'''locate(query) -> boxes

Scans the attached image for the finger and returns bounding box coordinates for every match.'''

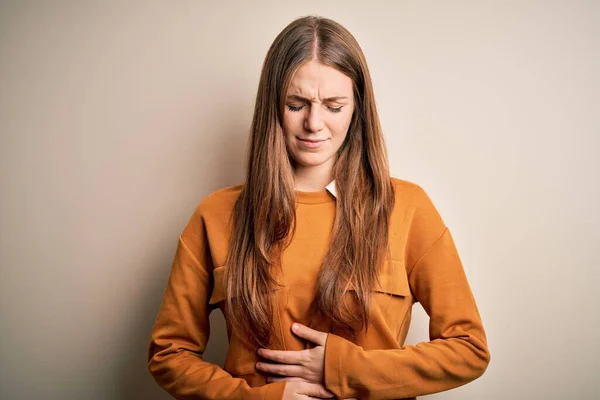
[258,348,308,365]
[255,362,304,377]
[301,382,335,398]
[291,323,328,346]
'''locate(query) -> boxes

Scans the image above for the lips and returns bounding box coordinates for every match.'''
[298,138,326,142]
[297,137,329,149]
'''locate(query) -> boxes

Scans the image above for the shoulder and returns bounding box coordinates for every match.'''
[390,175,446,232]
[391,176,420,194]
[390,177,449,271]
[193,182,244,219]
[200,182,244,207]
[180,182,244,238]
[390,176,432,208]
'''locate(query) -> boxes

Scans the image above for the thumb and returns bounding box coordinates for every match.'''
[301,382,335,398]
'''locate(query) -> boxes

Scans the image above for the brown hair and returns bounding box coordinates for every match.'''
[224,15,395,348]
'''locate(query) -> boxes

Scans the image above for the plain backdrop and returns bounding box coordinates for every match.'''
[1,1,598,399]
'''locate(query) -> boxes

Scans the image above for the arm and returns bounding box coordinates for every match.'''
[147,201,286,399]
[323,185,491,399]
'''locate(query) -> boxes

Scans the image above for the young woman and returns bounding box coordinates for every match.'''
[148,15,490,400]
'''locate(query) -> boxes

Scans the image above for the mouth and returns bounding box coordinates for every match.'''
[298,138,327,142]
[297,137,329,149]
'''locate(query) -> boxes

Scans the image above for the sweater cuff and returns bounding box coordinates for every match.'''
[324,333,346,398]
[263,381,286,400]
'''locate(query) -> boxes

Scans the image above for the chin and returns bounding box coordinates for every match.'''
[292,152,334,168]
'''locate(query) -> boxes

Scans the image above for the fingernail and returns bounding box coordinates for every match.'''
[292,323,299,332]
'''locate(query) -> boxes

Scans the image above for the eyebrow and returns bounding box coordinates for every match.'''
[286,94,348,102]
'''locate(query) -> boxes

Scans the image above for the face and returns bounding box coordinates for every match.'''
[282,59,355,173]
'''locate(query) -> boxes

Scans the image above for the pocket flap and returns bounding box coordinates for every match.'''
[348,259,412,297]
[374,268,412,297]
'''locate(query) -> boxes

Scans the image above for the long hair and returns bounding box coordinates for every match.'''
[224,15,395,348]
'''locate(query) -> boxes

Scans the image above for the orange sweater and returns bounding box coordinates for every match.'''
[147,178,491,399]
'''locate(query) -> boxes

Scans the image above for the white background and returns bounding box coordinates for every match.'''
[1,1,598,398]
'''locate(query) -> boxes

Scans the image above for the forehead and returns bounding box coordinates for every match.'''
[286,60,353,97]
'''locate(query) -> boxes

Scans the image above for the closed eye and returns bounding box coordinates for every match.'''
[287,105,344,113]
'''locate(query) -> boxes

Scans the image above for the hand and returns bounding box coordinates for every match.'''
[282,381,334,399]
[256,323,327,384]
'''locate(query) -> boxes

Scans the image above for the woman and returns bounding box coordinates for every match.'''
[148,15,490,400]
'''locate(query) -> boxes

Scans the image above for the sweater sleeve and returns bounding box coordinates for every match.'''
[323,185,491,399]
[147,201,286,400]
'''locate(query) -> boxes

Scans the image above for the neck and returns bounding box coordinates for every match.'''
[293,158,334,192]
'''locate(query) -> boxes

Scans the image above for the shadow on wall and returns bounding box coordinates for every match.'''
[115,119,248,399]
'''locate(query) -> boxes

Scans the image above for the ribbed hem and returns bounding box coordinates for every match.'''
[294,189,335,204]
[324,333,345,398]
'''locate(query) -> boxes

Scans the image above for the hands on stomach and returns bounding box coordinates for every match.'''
[256,323,358,400]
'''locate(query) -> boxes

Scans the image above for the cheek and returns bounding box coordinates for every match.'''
[282,112,302,133]
[331,113,353,138]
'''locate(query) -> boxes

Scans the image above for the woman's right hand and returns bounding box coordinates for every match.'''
[281,380,358,399]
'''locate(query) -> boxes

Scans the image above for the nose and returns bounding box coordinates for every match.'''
[304,104,325,133]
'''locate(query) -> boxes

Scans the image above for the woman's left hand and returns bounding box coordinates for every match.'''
[256,323,328,384]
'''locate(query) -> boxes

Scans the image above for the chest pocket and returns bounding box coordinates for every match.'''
[372,259,414,329]
[341,258,414,338]
[373,258,413,300]
[345,258,413,299]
